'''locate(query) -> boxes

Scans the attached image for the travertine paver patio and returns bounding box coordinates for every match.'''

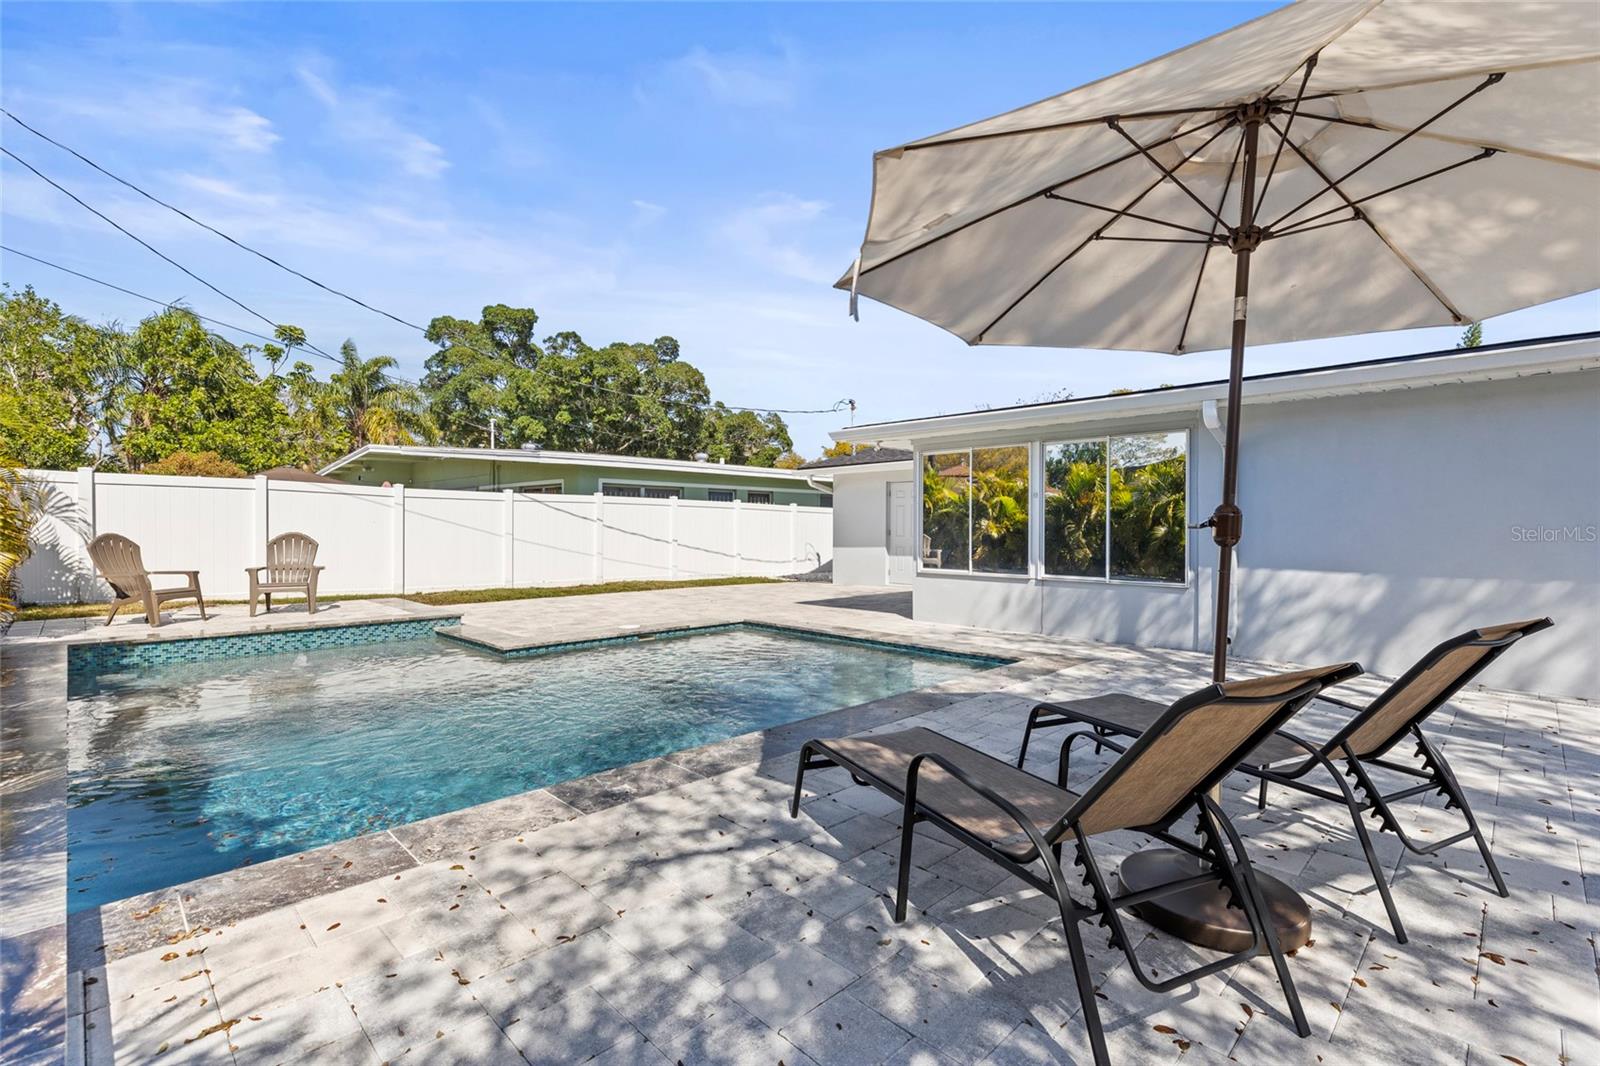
[5,584,1597,1065]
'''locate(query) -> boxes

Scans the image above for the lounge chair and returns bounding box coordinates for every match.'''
[87,533,208,628]
[791,662,1360,1066]
[246,532,323,616]
[1018,619,1553,944]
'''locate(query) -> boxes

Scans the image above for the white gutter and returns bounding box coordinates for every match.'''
[1200,398,1226,450]
[830,335,1600,448]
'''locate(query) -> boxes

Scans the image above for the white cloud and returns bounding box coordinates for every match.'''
[715,193,835,284]
[631,199,666,225]
[8,81,279,154]
[294,61,449,179]
[653,42,804,109]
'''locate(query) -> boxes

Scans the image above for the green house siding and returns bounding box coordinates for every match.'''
[328,457,827,506]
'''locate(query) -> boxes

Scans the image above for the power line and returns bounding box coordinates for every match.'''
[3,107,428,335]
[0,144,333,359]
[2,110,852,420]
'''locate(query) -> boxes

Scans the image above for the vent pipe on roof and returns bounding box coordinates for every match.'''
[693,452,709,463]
[520,442,542,452]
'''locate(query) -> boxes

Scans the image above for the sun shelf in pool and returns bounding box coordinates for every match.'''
[66,624,1003,912]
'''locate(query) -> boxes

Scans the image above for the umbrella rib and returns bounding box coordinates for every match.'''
[897,104,1227,152]
[854,113,1234,283]
[1108,118,1232,230]
[1261,117,1467,323]
[1175,127,1246,354]
[1271,147,1499,236]
[1265,71,1504,232]
[1279,110,1600,172]
[1254,53,1318,218]
[973,121,1235,344]
[1042,192,1218,238]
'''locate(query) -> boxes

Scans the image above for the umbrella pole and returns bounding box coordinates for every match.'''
[1121,111,1313,969]
[1210,110,1261,683]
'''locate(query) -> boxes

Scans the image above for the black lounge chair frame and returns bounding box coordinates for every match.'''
[1020,619,1552,945]
[791,663,1359,1066]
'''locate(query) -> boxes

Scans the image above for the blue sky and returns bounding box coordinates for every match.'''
[3,2,1596,455]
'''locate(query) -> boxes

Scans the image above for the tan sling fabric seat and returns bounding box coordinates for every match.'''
[87,533,208,628]
[820,728,1078,857]
[1019,618,1554,946]
[792,662,1359,1066]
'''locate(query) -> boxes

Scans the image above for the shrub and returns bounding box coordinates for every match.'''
[142,450,248,478]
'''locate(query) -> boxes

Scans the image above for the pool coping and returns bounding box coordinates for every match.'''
[57,615,1069,977]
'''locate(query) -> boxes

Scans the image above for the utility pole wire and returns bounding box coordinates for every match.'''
[0,144,333,357]
[2,114,855,420]
[3,107,430,334]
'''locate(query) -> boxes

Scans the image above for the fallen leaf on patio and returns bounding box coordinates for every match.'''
[161,952,179,961]
[1501,1057,1528,1066]
[1353,977,1367,987]
[185,1018,239,1043]
[1153,1025,1177,1034]
[450,864,465,870]
[248,1015,262,1021]
[1481,952,1506,965]
[327,923,341,931]
[342,861,353,869]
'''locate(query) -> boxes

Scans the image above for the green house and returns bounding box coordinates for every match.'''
[319,445,833,506]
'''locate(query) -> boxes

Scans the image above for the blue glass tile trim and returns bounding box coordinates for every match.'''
[68,617,460,677]
[437,620,1012,668]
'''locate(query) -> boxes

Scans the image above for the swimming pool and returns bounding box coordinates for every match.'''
[66,625,1000,912]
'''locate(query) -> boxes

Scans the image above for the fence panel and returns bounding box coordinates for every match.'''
[269,482,395,595]
[16,470,833,605]
[404,489,505,592]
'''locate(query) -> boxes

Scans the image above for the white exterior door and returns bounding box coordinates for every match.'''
[886,481,914,585]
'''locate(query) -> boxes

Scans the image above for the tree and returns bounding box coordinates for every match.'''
[0,458,35,616]
[703,406,792,467]
[143,450,248,477]
[117,308,295,472]
[818,441,857,460]
[423,305,543,447]
[772,451,806,469]
[330,340,434,449]
[0,286,121,469]
[1459,322,1483,348]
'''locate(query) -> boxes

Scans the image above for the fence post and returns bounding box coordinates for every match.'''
[668,496,678,580]
[789,502,798,568]
[732,499,742,577]
[592,492,604,583]
[75,466,96,601]
[502,489,515,588]
[252,475,269,567]
[391,483,406,594]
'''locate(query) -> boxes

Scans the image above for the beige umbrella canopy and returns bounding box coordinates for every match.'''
[844,0,1599,352]
[841,0,1600,679]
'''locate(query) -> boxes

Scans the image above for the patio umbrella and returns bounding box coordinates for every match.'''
[838,0,1599,952]
[839,0,1600,684]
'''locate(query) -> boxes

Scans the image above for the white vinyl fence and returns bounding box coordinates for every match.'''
[15,469,833,606]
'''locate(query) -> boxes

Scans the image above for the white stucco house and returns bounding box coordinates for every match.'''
[821,332,1600,701]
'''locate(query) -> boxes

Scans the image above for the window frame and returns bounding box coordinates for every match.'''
[745,490,774,505]
[916,444,1031,577]
[1041,429,1191,588]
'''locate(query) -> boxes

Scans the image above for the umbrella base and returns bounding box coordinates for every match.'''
[1117,849,1311,954]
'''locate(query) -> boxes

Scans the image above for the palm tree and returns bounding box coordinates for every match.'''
[330,341,435,449]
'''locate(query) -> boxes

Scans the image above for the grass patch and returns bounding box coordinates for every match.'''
[12,576,781,622]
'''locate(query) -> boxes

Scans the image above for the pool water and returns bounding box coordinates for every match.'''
[66,626,997,912]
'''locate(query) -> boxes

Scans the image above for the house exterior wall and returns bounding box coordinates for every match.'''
[891,369,1597,699]
[828,464,913,586]
[327,456,827,505]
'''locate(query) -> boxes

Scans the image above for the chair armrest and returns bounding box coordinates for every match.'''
[1313,693,1369,713]
[149,569,199,576]
[903,750,1056,863]
[1057,729,1128,790]
[245,566,266,576]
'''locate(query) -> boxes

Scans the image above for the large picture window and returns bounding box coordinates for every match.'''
[1045,431,1186,583]
[921,446,1029,574]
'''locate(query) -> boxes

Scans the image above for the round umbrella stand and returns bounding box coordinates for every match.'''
[1119,850,1311,953]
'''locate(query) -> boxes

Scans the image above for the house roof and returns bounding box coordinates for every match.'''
[257,465,345,484]
[799,447,913,470]
[319,445,831,483]
[833,332,1600,448]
